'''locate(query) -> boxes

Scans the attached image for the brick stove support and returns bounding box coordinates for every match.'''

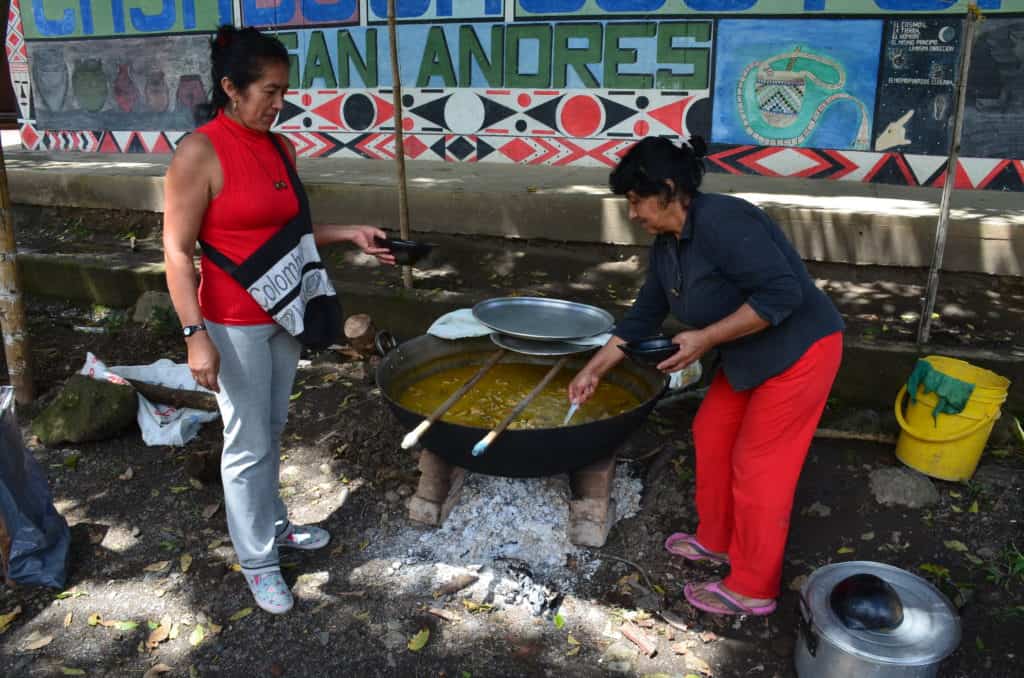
[568,456,617,548]
[407,449,466,527]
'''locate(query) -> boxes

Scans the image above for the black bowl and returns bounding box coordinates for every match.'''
[375,236,434,267]
[618,336,679,366]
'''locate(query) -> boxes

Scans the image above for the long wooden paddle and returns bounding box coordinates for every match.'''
[471,356,569,457]
[400,349,506,450]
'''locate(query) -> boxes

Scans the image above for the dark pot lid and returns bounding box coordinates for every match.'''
[802,561,961,666]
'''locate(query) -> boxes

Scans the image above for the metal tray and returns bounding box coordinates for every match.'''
[473,297,614,341]
[490,333,597,357]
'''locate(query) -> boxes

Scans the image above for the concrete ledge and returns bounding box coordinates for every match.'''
[16,250,1022,412]
[9,151,1024,276]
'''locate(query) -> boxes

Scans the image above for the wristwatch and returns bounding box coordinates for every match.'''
[182,323,207,339]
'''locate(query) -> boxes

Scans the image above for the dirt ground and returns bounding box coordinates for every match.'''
[1,298,1023,678]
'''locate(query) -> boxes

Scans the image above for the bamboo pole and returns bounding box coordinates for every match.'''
[0,143,34,403]
[386,0,414,290]
[918,5,981,345]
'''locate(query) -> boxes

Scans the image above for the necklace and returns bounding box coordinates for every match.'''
[221,114,289,191]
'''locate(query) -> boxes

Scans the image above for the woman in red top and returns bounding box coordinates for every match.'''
[163,26,394,614]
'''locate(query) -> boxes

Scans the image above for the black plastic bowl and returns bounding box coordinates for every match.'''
[619,336,679,366]
[375,236,434,267]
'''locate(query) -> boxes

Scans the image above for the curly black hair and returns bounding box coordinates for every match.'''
[609,136,708,204]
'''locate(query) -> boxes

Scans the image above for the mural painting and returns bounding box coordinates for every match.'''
[712,19,882,151]
[23,0,233,39]
[961,16,1024,161]
[28,35,212,131]
[8,0,1024,188]
[874,18,962,154]
[515,0,1024,19]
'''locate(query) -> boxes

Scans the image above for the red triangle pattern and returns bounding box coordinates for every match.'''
[646,97,692,135]
[373,95,395,129]
[312,96,345,128]
[98,133,121,153]
[148,134,173,153]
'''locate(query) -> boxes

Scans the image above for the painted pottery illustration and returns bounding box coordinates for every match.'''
[72,59,108,112]
[32,57,69,112]
[145,71,170,113]
[739,45,869,149]
[175,74,206,115]
[113,63,140,112]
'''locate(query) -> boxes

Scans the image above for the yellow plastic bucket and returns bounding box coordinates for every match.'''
[894,356,1010,482]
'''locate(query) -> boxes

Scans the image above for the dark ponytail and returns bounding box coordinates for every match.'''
[193,25,290,125]
[610,136,708,204]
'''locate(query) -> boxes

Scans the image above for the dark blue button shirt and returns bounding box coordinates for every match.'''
[614,192,844,391]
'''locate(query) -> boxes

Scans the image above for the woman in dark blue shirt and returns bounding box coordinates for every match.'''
[569,136,843,616]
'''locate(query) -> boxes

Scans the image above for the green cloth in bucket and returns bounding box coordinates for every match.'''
[907,359,976,423]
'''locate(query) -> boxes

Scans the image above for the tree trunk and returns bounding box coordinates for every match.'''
[125,378,219,411]
[0,144,33,403]
[343,313,378,357]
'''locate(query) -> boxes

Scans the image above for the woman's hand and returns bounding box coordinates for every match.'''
[657,329,712,373]
[344,226,396,265]
[187,333,221,393]
[568,368,601,406]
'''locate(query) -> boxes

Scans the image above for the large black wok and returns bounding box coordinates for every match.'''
[377,335,667,477]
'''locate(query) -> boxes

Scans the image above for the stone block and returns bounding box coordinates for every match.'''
[570,456,616,499]
[569,498,616,547]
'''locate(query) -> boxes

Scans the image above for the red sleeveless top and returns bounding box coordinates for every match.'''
[195,112,299,325]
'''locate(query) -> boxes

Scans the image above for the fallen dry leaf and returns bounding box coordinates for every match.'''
[180,554,193,574]
[189,478,203,490]
[698,630,718,643]
[21,630,54,650]
[118,466,134,481]
[144,561,171,573]
[0,605,22,633]
[407,628,430,651]
[670,641,690,655]
[147,624,170,649]
[189,625,206,647]
[566,645,581,656]
[87,613,102,627]
[168,623,180,640]
[202,503,221,520]
[228,607,253,622]
[427,607,459,623]
[944,540,969,553]
[433,573,479,598]
[59,668,86,676]
[143,663,173,678]
[685,654,713,675]
[63,612,73,628]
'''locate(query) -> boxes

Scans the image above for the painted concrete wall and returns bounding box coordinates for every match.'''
[7,0,1024,190]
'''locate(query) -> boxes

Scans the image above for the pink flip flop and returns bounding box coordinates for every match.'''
[683,580,777,616]
[664,532,729,564]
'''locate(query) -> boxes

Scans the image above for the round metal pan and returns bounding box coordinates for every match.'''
[472,297,614,341]
[490,333,597,357]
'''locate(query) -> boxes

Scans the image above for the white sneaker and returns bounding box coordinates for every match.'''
[243,569,294,615]
[275,524,331,550]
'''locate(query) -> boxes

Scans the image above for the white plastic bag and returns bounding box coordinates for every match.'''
[80,353,219,446]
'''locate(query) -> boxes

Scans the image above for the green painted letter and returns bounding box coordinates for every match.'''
[303,30,338,89]
[656,22,710,90]
[553,23,601,89]
[459,25,504,87]
[276,32,301,89]
[603,23,655,90]
[417,26,457,87]
[338,29,378,88]
[506,24,552,89]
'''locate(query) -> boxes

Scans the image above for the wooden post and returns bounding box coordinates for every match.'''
[918,5,980,345]
[386,0,414,290]
[0,143,33,403]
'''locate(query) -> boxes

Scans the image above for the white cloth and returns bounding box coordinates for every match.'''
[81,353,219,446]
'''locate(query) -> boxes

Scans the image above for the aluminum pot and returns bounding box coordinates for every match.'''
[795,561,960,678]
[377,335,666,477]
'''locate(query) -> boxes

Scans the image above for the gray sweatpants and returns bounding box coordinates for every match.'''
[206,320,301,572]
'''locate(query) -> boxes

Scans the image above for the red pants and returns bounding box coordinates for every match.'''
[692,332,842,599]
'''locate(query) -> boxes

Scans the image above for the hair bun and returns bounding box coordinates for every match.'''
[214,25,235,49]
[687,135,708,159]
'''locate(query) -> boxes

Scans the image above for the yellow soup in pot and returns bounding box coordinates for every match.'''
[398,363,641,430]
